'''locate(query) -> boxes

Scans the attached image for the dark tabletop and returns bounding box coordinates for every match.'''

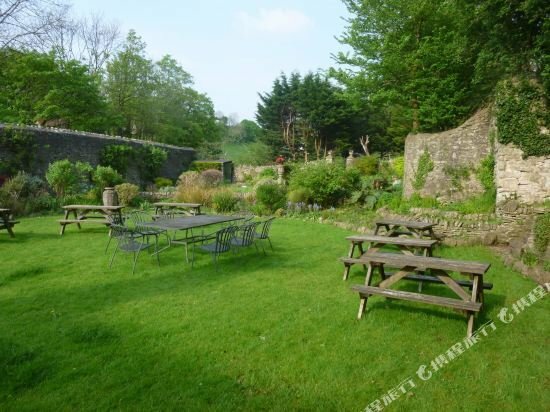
[142,215,242,230]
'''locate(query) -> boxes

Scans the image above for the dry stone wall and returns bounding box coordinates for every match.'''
[495,142,550,204]
[0,125,195,183]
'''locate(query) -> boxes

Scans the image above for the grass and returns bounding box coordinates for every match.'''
[1,216,549,411]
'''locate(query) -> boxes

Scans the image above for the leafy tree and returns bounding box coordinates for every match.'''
[335,0,478,136]
[257,72,377,159]
[104,30,155,137]
[0,49,111,131]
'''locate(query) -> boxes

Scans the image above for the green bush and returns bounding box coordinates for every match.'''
[534,213,550,255]
[212,189,239,213]
[477,154,495,192]
[154,177,173,188]
[289,162,360,207]
[46,159,91,197]
[93,166,123,192]
[140,146,168,183]
[352,155,379,176]
[0,172,53,215]
[100,144,134,175]
[115,183,140,206]
[287,188,313,203]
[256,183,286,213]
[391,156,405,178]
[191,161,221,173]
[259,168,277,179]
[412,149,434,191]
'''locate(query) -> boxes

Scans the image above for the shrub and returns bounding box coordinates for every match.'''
[115,183,140,206]
[391,156,405,178]
[154,177,173,188]
[287,188,313,203]
[256,182,286,213]
[412,149,434,191]
[93,166,123,192]
[353,155,379,176]
[534,213,550,255]
[100,144,134,175]
[200,169,223,187]
[212,189,239,213]
[175,185,213,206]
[191,161,221,173]
[259,168,277,179]
[46,159,91,198]
[177,171,201,188]
[289,162,360,207]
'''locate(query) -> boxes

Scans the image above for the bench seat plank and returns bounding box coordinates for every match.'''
[342,252,490,275]
[345,235,437,247]
[352,285,482,312]
[58,219,109,224]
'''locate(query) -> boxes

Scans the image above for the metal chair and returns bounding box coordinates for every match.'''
[191,225,237,269]
[105,213,136,253]
[108,225,159,274]
[128,210,170,253]
[254,217,275,254]
[230,221,260,254]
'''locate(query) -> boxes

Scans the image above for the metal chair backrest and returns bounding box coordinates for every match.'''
[258,217,275,239]
[215,225,237,254]
[106,213,125,226]
[129,210,152,230]
[236,221,259,247]
[110,224,139,250]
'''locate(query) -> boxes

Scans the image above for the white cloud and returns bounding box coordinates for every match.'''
[236,8,313,34]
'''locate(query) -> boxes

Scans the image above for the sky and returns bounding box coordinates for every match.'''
[68,0,351,122]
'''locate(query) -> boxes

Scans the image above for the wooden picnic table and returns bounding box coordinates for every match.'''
[374,218,438,239]
[342,234,438,280]
[59,205,124,235]
[0,208,19,238]
[347,252,492,337]
[153,202,202,216]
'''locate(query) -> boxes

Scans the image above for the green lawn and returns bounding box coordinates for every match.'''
[1,216,548,411]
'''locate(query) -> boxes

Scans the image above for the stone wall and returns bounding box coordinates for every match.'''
[495,142,550,204]
[403,109,492,201]
[0,125,195,183]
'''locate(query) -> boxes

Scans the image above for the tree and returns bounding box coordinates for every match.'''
[0,49,110,131]
[257,72,373,159]
[334,0,478,135]
[0,0,69,49]
[104,30,155,137]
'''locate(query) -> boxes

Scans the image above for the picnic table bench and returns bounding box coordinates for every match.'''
[59,205,124,235]
[153,202,202,217]
[0,208,19,238]
[345,252,491,337]
[374,218,438,239]
[342,234,438,280]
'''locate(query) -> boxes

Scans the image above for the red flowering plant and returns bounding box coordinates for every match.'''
[275,155,285,164]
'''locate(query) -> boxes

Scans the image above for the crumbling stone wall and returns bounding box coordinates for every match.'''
[0,125,195,183]
[403,109,492,201]
[495,142,550,204]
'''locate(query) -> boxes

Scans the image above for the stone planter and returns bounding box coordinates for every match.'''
[102,187,119,206]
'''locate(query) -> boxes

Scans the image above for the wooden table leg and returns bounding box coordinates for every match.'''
[358,263,375,319]
[466,274,480,337]
[73,209,82,230]
[60,209,70,235]
[343,241,358,280]
[3,213,15,238]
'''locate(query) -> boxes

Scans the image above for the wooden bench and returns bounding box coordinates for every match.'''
[347,252,491,337]
[59,205,124,235]
[0,208,18,238]
[342,234,438,280]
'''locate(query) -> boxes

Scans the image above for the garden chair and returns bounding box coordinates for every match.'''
[254,217,275,254]
[105,213,135,253]
[128,210,169,253]
[108,225,159,275]
[191,225,237,270]
[230,221,260,254]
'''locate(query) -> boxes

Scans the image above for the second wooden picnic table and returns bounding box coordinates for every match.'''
[59,205,124,235]
[0,208,18,238]
[153,202,202,216]
[374,218,438,239]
